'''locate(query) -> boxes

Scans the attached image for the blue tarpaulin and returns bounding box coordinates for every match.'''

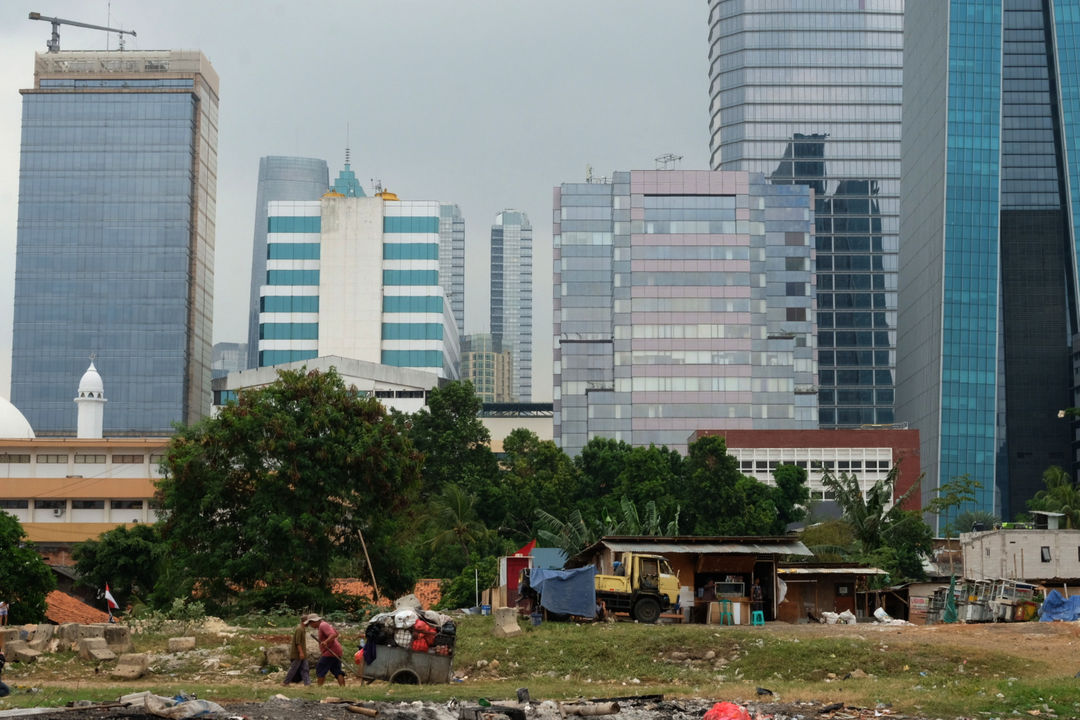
[1039,589,1080,622]
[527,566,597,618]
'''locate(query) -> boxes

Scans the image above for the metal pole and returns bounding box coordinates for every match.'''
[357,528,381,603]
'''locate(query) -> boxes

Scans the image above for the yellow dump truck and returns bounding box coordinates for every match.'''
[594,552,679,623]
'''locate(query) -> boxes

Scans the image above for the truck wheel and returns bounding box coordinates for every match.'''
[633,597,661,624]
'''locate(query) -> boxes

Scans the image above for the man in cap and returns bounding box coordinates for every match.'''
[282,613,311,686]
[307,615,346,687]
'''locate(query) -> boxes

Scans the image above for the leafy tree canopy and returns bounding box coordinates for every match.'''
[408,381,499,498]
[72,524,162,607]
[1027,465,1080,529]
[155,367,422,608]
[492,429,583,539]
[0,512,56,623]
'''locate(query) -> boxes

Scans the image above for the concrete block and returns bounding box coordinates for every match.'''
[13,647,42,663]
[78,624,106,640]
[104,624,133,653]
[29,624,55,651]
[89,647,117,662]
[111,653,149,680]
[262,643,290,668]
[79,636,110,660]
[493,606,523,638]
[167,636,196,652]
[0,628,19,644]
[57,623,81,641]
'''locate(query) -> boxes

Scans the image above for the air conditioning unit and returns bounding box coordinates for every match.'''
[52,507,64,517]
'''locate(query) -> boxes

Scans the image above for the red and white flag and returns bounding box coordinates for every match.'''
[104,584,119,610]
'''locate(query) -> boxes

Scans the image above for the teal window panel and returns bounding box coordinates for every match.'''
[383,295,443,313]
[261,295,320,313]
[259,349,318,367]
[268,243,320,260]
[382,350,443,367]
[268,216,321,233]
[384,216,439,233]
[259,322,319,340]
[384,243,439,260]
[382,322,443,340]
[267,269,320,285]
[383,269,438,286]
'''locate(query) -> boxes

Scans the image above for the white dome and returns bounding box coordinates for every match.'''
[78,362,105,397]
[0,396,35,439]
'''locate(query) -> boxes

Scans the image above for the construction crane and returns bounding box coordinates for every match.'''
[28,11,136,53]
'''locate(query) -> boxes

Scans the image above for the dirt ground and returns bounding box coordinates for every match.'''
[6,621,1080,720]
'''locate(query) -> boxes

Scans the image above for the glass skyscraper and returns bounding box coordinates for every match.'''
[898,0,1080,521]
[440,204,466,342]
[12,50,219,435]
[708,0,903,428]
[491,210,533,401]
[554,170,816,458]
[246,156,330,369]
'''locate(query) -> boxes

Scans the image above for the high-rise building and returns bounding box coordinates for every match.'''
[440,204,466,341]
[707,0,903,429]
[460,333,512,402]
[246,157,330,369]
[491,210,533,401]
[12,50,219,435]
[898,0,1080,520]
[554,170,816,458]
[257,190,460,378]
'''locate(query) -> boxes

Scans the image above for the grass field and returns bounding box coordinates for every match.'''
[2,615,1078,718]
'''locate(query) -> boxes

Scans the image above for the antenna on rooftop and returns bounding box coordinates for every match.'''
[655,153,683,170]
[28,11,136,53]
[345,123,351,166]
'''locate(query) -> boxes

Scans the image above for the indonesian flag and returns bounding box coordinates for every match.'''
[104,584,119,610]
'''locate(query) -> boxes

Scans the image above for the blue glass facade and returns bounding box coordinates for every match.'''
[246,157,329,369]
[899,0,1079,521]
[12,51,219,435]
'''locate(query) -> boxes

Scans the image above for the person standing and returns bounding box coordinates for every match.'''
[751,578,764,618]
[0,600,8,626]
[282,614,311,686]
[307,615,346,687]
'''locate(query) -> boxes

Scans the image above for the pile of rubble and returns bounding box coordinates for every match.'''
[1,622,165,680]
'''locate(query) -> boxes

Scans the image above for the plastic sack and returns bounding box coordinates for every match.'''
[392,609,419,629]
[838,610,857,624]
[703,701,751,720]
[144,694,226,719]
[873,607,893,623]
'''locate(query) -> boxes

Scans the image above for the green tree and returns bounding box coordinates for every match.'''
[771,463,811,531]
[0,512,56,623]
[156,367,422,608]
[72,524,162,606]
[952,510,1000,533]
[799,519,856,562]
[1028,465,1080,529]
[436,555,498,610]
[427,483,489,563]
[492,429,582,538]
[927,474,982,537]
[408,381,499,499]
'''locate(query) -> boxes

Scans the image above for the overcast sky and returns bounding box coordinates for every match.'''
[0,1,708,403]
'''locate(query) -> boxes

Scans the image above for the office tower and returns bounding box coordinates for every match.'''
[440,204,466,341]
[708,0,903,429]
[258,190,460,378]
[12,50,219,435]
[898,0,1080,520]
[461,333,512,402]
[554,170,816,458]
[246,157,330,369]
[212,342,248,380]
[491,211,533,401]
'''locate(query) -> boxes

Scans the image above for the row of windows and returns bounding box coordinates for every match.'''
[384,243,439,260]
[268,243,319,260]
[818,389,894,406]
[259,349,317,367]
[268,216,320,233]
[0,499,146,509]
[384,295,443,313]
[40,78,194,89]
[260,323,318,340]
[820,369,894,386]
[382,323,444,340]
[819,312,892,329]
[820,350,893,367]
[818,294,891,310]
[267,269,319,286]
[384,216,439,234]
[820,407,895,425]
[0,454,150,464]
[384,270,438,286]
[819,331,893,349]
[261,295,319,313]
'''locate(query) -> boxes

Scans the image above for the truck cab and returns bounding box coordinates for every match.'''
[594,552,679,623]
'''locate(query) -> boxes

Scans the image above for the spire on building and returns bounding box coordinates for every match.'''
[331,132,366,197]
[74,359,107,439]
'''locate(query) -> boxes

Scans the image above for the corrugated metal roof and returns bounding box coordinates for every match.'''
[778,567,887,576]
[599,540,813,556]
